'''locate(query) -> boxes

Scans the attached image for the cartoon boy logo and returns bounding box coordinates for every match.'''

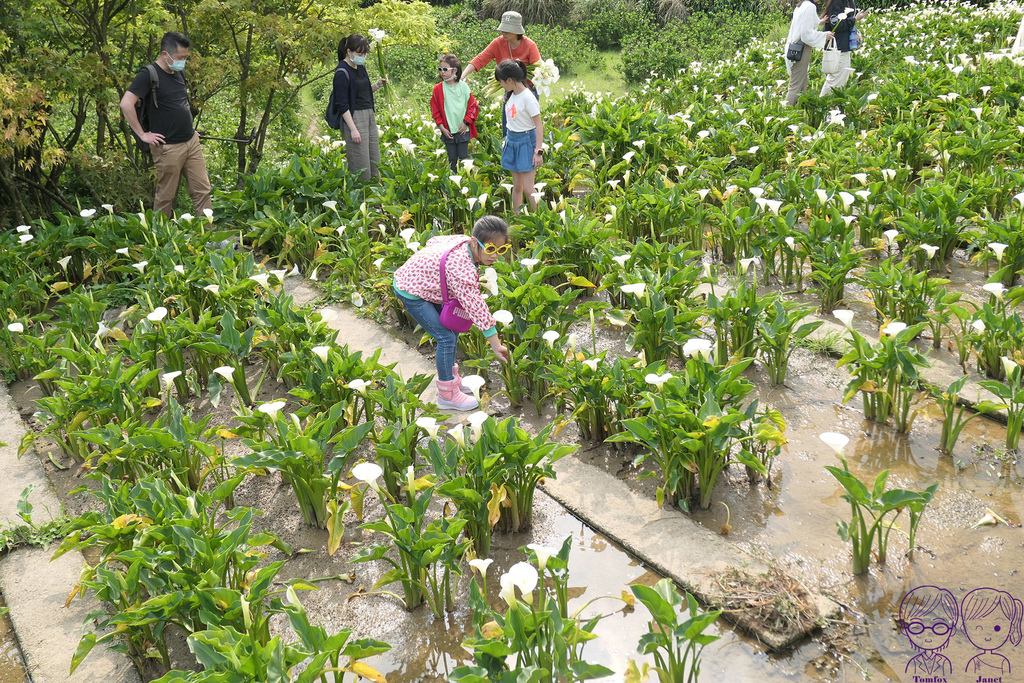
[962,587,1023,675]
[898,585,959,676]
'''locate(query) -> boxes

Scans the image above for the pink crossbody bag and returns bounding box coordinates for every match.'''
[439,247,474,333]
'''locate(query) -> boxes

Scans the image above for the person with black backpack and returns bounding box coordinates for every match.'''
[119,31,212,217]
[327,34,385,181]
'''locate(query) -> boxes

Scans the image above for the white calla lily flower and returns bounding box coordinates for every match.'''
[682,338,714,360]
[416,416,440,438]
[520,258,541,272]
[982,282,1005,300]
[462,375,486,402]
[468,411,489,442]
[819,432,850,456]
[503,561,538,606]
[527,543,559,571]
[250,273,271,289]
[257,400,286,419]
[620,283,646,297]
[352,462,384,493]
[833,309,854,330]
[645,372,673,390]
[881,321,908,336]
[493,310,513,325]
[990,242,1008,262]
[312,346,330,362]
[347,379,369,396]
[469,558,493,575]
[7,323,24,333]
[147,306,168,322]
[213,366,235,379]
[542,330,560,348]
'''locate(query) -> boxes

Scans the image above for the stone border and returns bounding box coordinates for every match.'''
[0,382,141,683]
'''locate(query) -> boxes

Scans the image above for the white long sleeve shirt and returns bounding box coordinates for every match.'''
[785,1,829,71]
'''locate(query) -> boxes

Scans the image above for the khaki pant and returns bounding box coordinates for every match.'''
[344,108,380,181]
[150,132,213,217]
[820,51,853,96]
[785,47,811,107]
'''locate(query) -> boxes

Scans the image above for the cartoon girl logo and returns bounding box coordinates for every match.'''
[898,585,959,676]
[961,587,1023,675]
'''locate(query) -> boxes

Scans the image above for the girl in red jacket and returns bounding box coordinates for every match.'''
[430,54,479,173]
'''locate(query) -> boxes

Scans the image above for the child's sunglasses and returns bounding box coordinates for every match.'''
[475,236,511,256]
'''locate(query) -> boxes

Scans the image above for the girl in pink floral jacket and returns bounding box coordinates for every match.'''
[393,216,510,410]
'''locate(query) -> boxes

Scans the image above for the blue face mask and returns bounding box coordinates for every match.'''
[165,53,187,71]
[351,54,367,66]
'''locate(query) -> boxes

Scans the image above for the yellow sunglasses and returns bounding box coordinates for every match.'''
[475,236,511,256]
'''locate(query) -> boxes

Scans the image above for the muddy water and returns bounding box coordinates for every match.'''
[689,346,1024,680]
[364,492,842,682]
[0,595,28,683]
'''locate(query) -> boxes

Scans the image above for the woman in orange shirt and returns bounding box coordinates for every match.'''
[462,11,541,80]
[462,11,542,134]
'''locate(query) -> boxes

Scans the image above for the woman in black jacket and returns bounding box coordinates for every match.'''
[820,0,866,96]
[333,34,385,180]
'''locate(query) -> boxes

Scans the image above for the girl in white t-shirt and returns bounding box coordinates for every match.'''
[495,59,543,213]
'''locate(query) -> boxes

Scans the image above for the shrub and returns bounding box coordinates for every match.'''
[573,0,653,49]
[528,22,603,73]
[621,11,765,83]
[480,0,573,26]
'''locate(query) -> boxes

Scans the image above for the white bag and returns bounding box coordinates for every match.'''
[822,38,842,74]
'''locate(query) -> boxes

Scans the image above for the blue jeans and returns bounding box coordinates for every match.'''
[397,293,457,381]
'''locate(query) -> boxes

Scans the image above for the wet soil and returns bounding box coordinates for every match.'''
[5,248,1023,682]
[0,596,27,683]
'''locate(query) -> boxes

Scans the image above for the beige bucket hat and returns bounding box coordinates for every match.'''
[497,11,526,34]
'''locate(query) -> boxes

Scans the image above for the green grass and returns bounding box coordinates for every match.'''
[548,50,628,101]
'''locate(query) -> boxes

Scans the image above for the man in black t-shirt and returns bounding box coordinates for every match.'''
[120,31,212,217]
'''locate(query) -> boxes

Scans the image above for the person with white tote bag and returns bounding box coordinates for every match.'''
[820,0,867,96]
[783,0,834,106]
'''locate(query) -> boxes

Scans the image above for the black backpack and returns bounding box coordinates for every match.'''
[324,65,346,130]
[132,63,160,155]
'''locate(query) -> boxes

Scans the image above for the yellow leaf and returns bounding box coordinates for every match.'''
[482,620,504,639]
[51,281,71,293]
[326,500,346,556]
[487,483,508,527]
[702,415,721,429]
[145,397,163,409]
[347,662,387,683]
[217,429,240,439]
[798,158,817,167]
[351,485,365,521]
[399,209,414,224]
[64,584,82,607]
[568,275,596,288]
[620,590,635,610]
[112,514,139,529]
[81,263,94,280]
[107,328,128,342]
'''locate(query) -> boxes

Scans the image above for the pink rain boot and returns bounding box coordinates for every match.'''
[452,364,474,395]
[436,379,479,411]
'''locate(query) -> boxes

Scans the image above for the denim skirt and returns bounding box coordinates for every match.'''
[501,129,536,173]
